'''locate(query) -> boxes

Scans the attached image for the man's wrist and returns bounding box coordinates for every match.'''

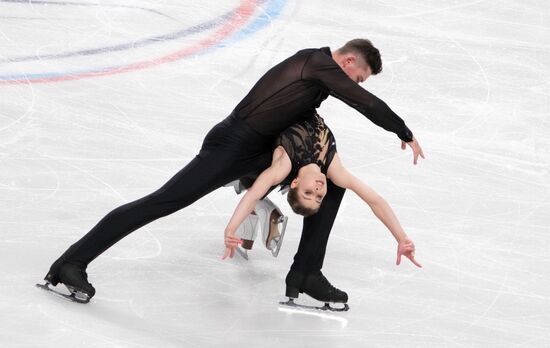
[398,129,413,143]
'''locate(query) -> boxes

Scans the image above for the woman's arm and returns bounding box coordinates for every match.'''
[328,154,407,242]
[223,148,291,259]
[327,154,421,267]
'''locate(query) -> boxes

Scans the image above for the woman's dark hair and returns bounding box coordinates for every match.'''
[287,186,319,217]
[338,38,382,74]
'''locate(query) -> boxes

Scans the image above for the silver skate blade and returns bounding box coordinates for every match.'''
[279,298,349,312]
[236,246,249,260]
[278,299,349,327]
[65,285,92,303]
[271,215,288,258]
[35,282,90,304]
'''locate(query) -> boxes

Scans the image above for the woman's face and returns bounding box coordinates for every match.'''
[291,171,327,211]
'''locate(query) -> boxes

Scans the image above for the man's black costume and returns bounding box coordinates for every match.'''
[44,47,413,303]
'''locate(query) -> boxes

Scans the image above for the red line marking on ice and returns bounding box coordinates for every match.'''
[1,0,256,85]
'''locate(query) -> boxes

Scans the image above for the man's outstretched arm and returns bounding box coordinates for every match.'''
[303,50,425,164]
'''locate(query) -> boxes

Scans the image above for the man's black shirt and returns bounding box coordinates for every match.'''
[232,47,413,142]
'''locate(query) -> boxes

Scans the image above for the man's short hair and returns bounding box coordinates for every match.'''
[287,187,319,217]
[338,38,382,74]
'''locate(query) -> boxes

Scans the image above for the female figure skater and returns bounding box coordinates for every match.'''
[222,113,421,307]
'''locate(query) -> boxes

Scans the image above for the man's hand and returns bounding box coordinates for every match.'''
[401,137,425,165]
[396,237,422,268]
[222,233,242,260]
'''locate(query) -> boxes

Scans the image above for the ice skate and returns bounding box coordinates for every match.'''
[224,179,247,195]
[279,184,290,195]
[255,197,288,257]
[279,270,349,312]
[234,213,259,260]
[36,258,95,304]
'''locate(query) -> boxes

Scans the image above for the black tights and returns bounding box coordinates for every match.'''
[292,180,345,272]
[58,115,345,274]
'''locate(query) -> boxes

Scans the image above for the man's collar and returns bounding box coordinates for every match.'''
[320,47,332,57]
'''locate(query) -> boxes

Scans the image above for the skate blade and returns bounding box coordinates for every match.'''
[279,298,349,312]
[36,282,91,304]
[269,215,287,258]
[236,246,249,260]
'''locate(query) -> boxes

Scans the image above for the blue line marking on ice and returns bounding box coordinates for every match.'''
[0,0,287,82]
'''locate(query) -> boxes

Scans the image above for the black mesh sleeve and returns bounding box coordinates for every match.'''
[301,51,414,142]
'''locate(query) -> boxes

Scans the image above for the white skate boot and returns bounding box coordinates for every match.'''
[234,213,259,260]
[255,197,288,257]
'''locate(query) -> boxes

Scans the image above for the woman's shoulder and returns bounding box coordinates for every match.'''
[273,145,286,158]
[271,146,292,182]
[273,146,291,167]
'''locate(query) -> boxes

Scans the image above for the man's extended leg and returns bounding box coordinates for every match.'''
[59,151,242,267]
[42,115,272,301]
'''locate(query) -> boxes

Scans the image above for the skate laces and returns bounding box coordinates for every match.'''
[318,273,339,293]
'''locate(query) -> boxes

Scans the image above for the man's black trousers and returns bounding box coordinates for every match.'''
[58,114,345,274]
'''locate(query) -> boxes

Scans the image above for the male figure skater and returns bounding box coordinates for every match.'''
[41,39,424,305]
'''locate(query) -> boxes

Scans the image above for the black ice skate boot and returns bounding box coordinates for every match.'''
[281,270,349,311]
[38,257,96,303]
[284,269,306,299]
[302,271,348,303]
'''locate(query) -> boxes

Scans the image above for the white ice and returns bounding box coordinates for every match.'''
[1,1,549,347]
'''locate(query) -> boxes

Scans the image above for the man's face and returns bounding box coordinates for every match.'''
[291,171,328,211]
[339,55,372,83]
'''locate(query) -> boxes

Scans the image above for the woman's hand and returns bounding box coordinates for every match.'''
[222,232,242,260]
[396,237,422,268]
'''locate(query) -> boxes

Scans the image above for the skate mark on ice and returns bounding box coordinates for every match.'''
[41,153,164,260]
[0,0,176,22]
[277,306,348,328]
[386,2,491,138]
[385,0,490,19]
[35,302,146,346]
[42,153,127,202]
[0,2,220,64]
[0,82,36,134]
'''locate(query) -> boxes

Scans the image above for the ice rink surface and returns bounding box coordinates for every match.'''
[1,0,549,347]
